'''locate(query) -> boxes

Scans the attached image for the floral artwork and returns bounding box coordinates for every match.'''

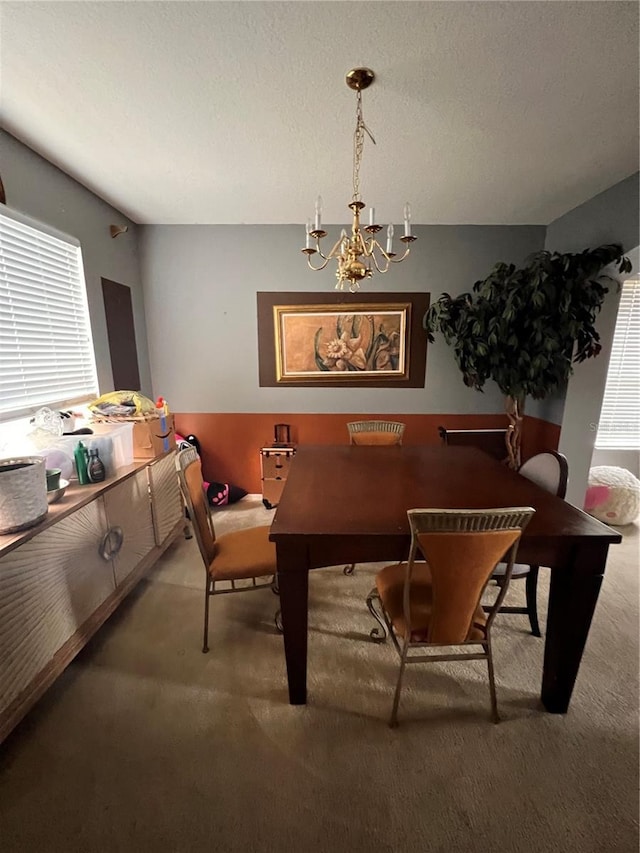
[273,304,410,382]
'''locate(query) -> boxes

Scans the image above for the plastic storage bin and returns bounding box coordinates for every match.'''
[87,422,134,469]
[1,422,135,483]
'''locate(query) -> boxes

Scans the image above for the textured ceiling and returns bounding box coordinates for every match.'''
[0,1,638,226]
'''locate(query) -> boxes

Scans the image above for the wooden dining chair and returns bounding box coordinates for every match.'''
[366,506,535,726]
[491,450,568,636]
[176,447,280,653]
[348,420,405,446]
[344,420,405,574]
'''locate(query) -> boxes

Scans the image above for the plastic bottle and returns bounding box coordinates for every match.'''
[87,448,106,483]
[156,396,170,452]
[74,441,90,485]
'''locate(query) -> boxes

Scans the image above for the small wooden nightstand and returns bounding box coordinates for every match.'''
[260,445,296,509]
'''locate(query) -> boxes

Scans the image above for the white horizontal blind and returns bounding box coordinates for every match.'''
[0,207,98,420]
[596,278,640,449]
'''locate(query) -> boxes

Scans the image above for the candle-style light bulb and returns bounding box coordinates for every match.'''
[315,195,323,231]
[369,207,375,227]
[305,219,312,249]
[403,202,412,237]
[386,223,394,254]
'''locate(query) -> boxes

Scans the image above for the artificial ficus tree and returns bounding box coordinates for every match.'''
[424,243,632,469]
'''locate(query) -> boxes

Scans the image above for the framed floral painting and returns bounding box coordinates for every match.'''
[257,292,429,388]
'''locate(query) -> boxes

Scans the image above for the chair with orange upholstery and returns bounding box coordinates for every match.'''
[344,420,405,574]
[348,420,405,446]
[366,506,535,726]
[176,447,279,654]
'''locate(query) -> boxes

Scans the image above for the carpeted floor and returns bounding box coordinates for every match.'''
[0,496,638,853]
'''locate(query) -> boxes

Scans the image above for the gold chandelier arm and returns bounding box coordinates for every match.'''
[388,244,413,264]
[316,236,345,262]
[306,253,332,271]
[371,252,390,273]
[367,239,392,273]
[358,234,374,258]
[361,237,416,273]
[304,232,347,269]
[371,241,412,266]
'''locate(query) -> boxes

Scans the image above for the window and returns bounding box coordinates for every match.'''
[596,277,640,449]
[0,207,98,420]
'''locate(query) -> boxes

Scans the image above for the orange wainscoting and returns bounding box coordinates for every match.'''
[174,413,560,494]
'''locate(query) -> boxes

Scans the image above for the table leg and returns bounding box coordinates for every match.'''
[277,543,309,705]
[542,541,609,713]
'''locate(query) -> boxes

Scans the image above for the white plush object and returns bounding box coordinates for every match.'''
[586,466,640,526]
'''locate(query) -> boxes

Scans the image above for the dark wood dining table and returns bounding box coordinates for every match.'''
[269,444,622,712]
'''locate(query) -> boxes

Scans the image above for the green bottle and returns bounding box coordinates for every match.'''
[74,441,90,485]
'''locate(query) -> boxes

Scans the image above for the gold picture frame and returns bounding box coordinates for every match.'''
[273,303,410,383]
[257,292,429,388]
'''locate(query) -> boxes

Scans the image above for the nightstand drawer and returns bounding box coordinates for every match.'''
[261,451,294,479]
[262,478,286,506]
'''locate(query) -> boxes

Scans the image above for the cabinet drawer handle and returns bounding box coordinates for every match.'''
[100,526,124,560]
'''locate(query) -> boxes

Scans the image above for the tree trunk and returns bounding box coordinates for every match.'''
[505,395,525,470]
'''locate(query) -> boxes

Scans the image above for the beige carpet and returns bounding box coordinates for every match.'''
[0,496,638,853]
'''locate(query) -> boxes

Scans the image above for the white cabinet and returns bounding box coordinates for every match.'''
[0,453,182,743]
[103,469,155,586]
[148,452,183,546]
[0,499,113,715]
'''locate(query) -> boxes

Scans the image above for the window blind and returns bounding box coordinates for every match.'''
[596,277,640,449]
[0,207,98,420]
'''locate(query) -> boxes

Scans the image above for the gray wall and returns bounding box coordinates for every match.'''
[545,173,640,253]
[139,224,545,413]
[545,172,640,506]
[592,448,639,479]
[0,131,152,397]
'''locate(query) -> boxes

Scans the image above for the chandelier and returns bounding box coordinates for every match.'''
[301,68,416,292]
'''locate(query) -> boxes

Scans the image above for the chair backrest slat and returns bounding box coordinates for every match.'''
[347,420,405,446]
[176,447,216,569]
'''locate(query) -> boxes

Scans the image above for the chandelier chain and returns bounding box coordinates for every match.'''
[352,89,365,202]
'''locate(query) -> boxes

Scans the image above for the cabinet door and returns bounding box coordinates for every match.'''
[0,499,113,713]
[103,469,156,586]
[148,451,182,546]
